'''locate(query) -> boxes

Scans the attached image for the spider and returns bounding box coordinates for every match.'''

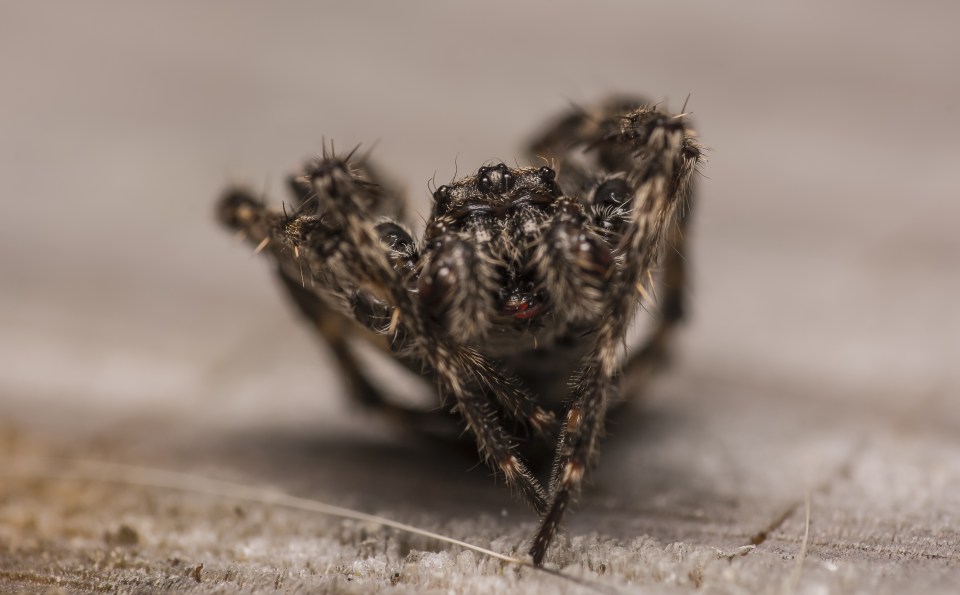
[216,96,704,566]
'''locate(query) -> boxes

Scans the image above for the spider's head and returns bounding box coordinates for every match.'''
[428,163,560,221]
[420,163,592,338]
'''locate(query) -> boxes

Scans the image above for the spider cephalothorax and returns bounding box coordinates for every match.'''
[218,97,704,566]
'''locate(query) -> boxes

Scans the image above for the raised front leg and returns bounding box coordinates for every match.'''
[527,96,650,195]
[218,186,438,425]
[619,195,695,398]
[530,103,704,566]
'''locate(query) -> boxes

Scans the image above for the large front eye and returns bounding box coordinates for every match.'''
[477,167,494,192]
[375,221,414,252]
[476,163,514,193]
[593,178,632,208]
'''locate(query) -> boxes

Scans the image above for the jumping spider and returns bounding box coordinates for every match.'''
[217,97,704,566]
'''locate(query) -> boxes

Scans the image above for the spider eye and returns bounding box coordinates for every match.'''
[476,164,514,193]
[375,222,414,252]
[593,178,632,207]
[477,166,493,192]
[432,185,452,215]
[501,169,515,190]
[537,166,556,182]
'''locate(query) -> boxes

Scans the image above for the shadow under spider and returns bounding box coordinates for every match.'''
[197,400,722,533]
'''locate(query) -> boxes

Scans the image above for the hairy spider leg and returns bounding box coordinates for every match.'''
[529,103,703,565]
[222,164,457,435]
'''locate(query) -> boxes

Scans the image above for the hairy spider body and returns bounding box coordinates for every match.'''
[217,97,704,566]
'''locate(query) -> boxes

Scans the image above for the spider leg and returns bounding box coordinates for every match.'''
[419,236,497,345]
[532,196,613,323]
[527,96,650,195]
[619,196,694,398]
[528,96,695,391]
[284,160,423,377]
[219,188,454,432]
[277,268,391,409]
[530,104,703,566]
[436,347,550,512]
[278,269,472,436]
[287,150,408,221]
[530,96,692,386]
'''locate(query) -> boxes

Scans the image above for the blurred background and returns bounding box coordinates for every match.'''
[1,2,957,593]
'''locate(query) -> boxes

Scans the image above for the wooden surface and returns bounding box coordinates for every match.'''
[1,2,958,593]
